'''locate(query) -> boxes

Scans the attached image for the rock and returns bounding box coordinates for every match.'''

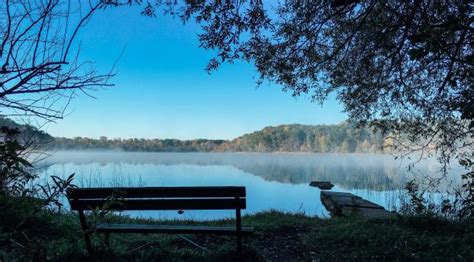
[320,191,397,219]
[309,181,334,190]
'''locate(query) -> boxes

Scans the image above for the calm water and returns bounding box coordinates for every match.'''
[37,151,458,220]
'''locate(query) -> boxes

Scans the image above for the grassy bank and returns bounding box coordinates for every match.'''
[1,195,473,261]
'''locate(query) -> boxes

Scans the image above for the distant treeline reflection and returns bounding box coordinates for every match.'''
[39,152,428,191]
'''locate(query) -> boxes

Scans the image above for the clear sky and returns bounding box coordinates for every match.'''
[44,5,346,140]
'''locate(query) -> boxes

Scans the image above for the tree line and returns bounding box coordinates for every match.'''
[0,117,391,153]
[53,123,386,153]
[222,123,386,153]
[0,117,388,153]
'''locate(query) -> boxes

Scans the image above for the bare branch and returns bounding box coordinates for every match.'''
[0,0,114,120]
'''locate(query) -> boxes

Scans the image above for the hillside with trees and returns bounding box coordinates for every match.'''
[1,116,387,153]
[223,123,385,153]
[51,122,386,153]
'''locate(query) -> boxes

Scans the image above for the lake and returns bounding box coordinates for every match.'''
[37,151,458,220]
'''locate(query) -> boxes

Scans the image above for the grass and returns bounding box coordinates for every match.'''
[303,216,474,261]
[1,195,473,261]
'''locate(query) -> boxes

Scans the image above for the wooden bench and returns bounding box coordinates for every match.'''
[66,186,254,254]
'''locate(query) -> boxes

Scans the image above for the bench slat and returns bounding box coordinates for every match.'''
[69,198,246,210]
[67,186,246,199]
[95,223,254,235]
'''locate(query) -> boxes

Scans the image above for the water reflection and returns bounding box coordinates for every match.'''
[37,151,459,220]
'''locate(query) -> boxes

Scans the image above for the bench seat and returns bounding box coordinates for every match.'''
[67,186,252,255]
[96,223,254,235]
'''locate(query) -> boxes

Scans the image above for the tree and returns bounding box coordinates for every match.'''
[0,0,114,120]
[141,1,472,168]
[136,1,473,215]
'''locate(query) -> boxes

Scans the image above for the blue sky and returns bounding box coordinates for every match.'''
[45,5,346,140]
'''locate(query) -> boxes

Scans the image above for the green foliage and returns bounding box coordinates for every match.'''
[0,126,35,196]
[39,174,76,213]
[0,125,78,259]
[400,176,473,219]
[403,180,429,215]
[0,194,83,261]
[0,124,75,208]
[459,154,474,218]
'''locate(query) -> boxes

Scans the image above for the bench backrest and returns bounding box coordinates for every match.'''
[67,186,246,211]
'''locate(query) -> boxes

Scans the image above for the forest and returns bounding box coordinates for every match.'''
[0,117,387,153]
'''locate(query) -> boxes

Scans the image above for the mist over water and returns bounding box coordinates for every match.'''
[37,151,462,220]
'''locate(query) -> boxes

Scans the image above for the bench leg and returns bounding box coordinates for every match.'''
[235,205,243,256]
[78,210,93,255]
